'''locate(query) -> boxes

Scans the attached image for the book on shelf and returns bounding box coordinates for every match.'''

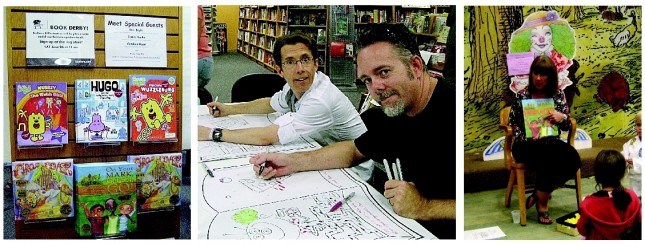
[12,158,74,221]
[521,98,560,139]
[129,75,178,142]
[74,162,137,237]
[15,82,69,146]
[75,79,128,143]
[128,152,183,212]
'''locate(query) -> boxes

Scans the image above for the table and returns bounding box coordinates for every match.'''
[196,108,436,240]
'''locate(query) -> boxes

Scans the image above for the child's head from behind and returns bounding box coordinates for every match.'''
[594,149,626,188]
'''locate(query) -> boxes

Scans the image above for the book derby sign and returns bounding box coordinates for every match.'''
[26,13,95,67]
[104,15,167,67]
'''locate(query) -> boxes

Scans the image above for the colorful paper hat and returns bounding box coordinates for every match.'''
[514,11,569,34]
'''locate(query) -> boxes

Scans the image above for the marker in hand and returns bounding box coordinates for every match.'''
[211,96,219,116]
[202,163,214,178]
[258,147,269,176]
[329,192,356,212]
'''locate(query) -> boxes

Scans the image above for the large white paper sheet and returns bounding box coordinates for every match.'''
[197,113,320,162]
[199,159,436,240]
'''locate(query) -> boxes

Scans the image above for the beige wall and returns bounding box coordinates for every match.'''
[216,5,239,52]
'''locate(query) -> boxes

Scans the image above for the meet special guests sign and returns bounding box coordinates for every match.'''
[26,13,95,67]
[104,15,167,67]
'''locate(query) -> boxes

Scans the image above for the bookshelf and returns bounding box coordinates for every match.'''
[237,5,329,73]
[286,6,329,74]
[353,5,453,76]
[203,5,216,55]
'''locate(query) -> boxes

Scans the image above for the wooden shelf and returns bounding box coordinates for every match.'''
[6,6,184,239]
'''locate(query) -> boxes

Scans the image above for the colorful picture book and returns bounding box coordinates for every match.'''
[74,162,137,237]
[521,98,560,139]
[127,153,183,211]
[12,159,74,221]
[75,79,128,143]
[129,75,177,142]
[15,82,68,146]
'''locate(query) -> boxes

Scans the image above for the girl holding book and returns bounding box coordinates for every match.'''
[508,55,582,225]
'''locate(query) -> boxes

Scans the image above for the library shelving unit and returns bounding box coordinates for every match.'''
[286,5,329,74]
[237,5,329,74]
[354,5,453,76]
[203,5,216,54]
[5,6,184,239]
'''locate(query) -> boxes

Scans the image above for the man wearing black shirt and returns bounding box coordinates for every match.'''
[249,24,456,239]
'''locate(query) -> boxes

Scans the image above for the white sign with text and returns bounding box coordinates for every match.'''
[26,13,95,67]
[104,15,167,67]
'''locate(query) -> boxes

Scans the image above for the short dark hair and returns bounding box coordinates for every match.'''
[528,55,559,96]
[594,149,626,188]
[273,31,318,69]
[357,23,423,71]
[594,149,632,210]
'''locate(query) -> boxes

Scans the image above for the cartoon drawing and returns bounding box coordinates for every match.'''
[28,113,46,142]
[129,75,177,141]
[75,79,127,143]
[104,198,119,235]
[80,202,108,236]
[118,201,136,235]
[595,71,630,112]
[131,97,173,129]
[84,114,111,140]
[509,10,576,93]
[33,19,43,29]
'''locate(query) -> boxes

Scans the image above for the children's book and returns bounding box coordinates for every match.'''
[75,79,128,143]
[12,159,74,221]
[521,98,560,140]
[127,153,183,211]
[129,75,177,142]
[74,162,137,237]
[15,82,68,146]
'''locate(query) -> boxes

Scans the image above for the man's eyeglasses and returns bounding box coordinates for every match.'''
[281,56,314,69]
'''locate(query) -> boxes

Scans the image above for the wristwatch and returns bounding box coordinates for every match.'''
[211,128,223,142]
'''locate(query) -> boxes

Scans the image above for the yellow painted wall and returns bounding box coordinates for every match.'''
[464,6,642,152]
[216,5,239,52]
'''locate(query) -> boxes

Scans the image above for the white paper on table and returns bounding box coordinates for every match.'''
[464,226,506,240]
[199,159,437,240]
[197,111,317,162]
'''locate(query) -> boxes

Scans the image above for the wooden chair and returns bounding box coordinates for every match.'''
[499,106,583,226]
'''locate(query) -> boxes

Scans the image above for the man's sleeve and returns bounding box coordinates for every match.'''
[273,98,332,144]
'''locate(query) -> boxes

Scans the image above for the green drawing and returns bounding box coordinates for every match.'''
[232,209,258,224]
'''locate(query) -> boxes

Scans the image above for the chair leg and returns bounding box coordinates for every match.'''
[575,169,582,209]
[516,168,527,226]
[505,170,516,207]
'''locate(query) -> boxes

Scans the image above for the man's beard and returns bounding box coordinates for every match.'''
[376,90,405,117]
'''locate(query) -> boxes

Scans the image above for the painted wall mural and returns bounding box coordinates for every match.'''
[465,6,641,152]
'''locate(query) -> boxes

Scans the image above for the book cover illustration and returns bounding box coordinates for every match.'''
[15,82,68,146]
[129,75,177,142]
[521,98,560,140]
[12,159,74,221]
[128,152,182,211]
[74,162,137,237]
[75,79,128,143]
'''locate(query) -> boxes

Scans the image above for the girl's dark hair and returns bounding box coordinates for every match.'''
[528,55,559,97]
[594,149,631,210]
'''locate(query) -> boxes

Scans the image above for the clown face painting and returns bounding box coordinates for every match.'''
[530,25,553,55]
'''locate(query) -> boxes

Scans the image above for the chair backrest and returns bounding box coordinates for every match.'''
[231,73,286,103]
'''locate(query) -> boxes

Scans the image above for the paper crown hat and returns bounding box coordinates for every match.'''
[513,11,569,34]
